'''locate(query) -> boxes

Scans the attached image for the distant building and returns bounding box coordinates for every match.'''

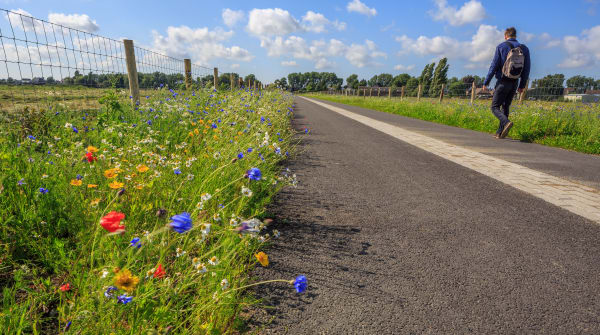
[563,93,600,103]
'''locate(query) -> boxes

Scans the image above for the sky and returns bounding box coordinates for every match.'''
[2,0,600,83]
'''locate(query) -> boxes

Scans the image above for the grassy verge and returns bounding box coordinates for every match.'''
[304,94,600,155]
[0,87,301,334]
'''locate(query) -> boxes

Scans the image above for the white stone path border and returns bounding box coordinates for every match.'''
[302,97,600,224]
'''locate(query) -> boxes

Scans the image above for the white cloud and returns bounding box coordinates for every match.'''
[558,25,600,68]
[230,63,240,69]
[396,24,503,68]
[430,0,486,26]
[302,11,329,33]
[281,60,298,66]
[48,13,99,33]
[333,20,347,31]
[222,9,244,28]
[539,32,561,48]
[347,0,377,17]
[247,8,301,37]
[6,8,42,31]
[394,64,415,71]
[151,26,253,66]
[260,35,386,68]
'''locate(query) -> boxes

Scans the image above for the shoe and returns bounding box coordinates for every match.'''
[499,121,513,139]
[493,134,500,139]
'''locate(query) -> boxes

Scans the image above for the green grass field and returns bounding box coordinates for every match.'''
[0,87,302,334]
[305,94,600,155]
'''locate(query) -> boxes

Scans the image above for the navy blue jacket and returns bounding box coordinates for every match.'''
[484,38,530,89]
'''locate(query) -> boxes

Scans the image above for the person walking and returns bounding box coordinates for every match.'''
[483,27,530,139]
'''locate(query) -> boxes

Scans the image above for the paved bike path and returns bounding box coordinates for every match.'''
[251,97,600,334]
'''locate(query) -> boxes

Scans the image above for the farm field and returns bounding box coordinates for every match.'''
[0,87,301,334]
[304,94,600,155]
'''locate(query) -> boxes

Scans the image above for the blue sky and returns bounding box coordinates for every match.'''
[4,0,600,82]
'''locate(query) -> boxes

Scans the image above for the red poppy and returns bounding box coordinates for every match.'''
[100,211,126,233]
[85,152,97,163]
[59,283,71,292]
[153,263,165,279]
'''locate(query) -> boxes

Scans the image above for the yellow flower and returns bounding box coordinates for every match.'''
[194,128,199,135]
[108,181,124,189]
[104,169,118,179]
[136,164,149,173]
[90,198,100,207]
[188,131,194,137]
[114,269,139,292]
[255,252,269,267]
[87,145,98,153]
[135,184,144,190]
[70,179,82,186]
[87,184,98,188]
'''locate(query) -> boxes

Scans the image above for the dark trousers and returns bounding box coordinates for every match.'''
[491,79,518,134]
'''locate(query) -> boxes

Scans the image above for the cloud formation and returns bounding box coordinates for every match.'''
[430,0,486,26]
[396,24,504,68]
[48,13,100,33]
[151,26,253,66]
[394,64,415,71]
[558,25,600,68]
[347,0,377,17]
[247,8,302,36]
[222,9,244,28]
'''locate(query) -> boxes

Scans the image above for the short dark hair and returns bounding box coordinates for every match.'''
[505,27,517,38]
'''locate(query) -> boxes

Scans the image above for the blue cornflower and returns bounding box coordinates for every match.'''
[27,135,36,140]
[247,147,253,153]
[117,294,133,304]
[104,286,117,299]
[260,117,265,123]
[39,187,48,194]
[237,152,244,159]
[147,120,152,126]
[17,178,25,186]
[169,212,192,233]
[64,321,71,332]
[72,126,78,133]
[211,123,217,129]
[130,237,141,248]
[76,174,82,180]
[293,275,307,293]
[173,168,181,175]
[246,168,262,181]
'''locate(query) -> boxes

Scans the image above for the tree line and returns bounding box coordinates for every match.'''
[276,59,600,100]
[0,70,261,90]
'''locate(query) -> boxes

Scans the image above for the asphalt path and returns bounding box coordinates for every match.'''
[251,97,600,334]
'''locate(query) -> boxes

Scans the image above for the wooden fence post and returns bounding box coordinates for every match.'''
[401,86,405,101]
[417,85,422,101]
[370,88,373,97]
[439,84,445,103]
[519,79,529,103]
[470,81,476,104]
[213,67,219,89]
[363,88,366,98]
[388,87,392,99]
[230,73,234,90]
[253,81,256,90]
[378,87,381,97]
[184,59,192,90]
[123,39,140,105]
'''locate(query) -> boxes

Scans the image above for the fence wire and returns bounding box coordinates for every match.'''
[0,8,218,113]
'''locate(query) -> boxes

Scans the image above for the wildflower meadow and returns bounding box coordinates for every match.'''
[0,86,306,334]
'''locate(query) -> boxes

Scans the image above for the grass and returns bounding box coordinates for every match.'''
[0,86,300,334]
[304,94,600,155]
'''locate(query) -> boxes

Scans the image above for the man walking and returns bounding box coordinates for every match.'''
[483,27,530,139]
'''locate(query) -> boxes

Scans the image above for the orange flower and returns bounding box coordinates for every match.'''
[104,169,118,179]
[136,164,149,173]
[114,269,139,292]
[109,181,124,189]
[255,252,269,267]
[86,145,98,153]
[70,179,82,186]
[87,184,98,188]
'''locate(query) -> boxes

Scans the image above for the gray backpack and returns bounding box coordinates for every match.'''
[502,42,525,79]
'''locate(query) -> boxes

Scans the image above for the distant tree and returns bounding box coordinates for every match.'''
[429,57,449,97]
[244,74,256,85]
[392,73,411,88]
[368,75,378,87]
[359,79,367,87]
[406,77,419,96]
[377,73,393,87]
[566,75,596,93]
[530,74,565,100]
[46,76,55,84]
[418,63,435,96]
[346,74,359,89]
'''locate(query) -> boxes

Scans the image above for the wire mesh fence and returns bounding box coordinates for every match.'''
[0,8,220,113]
[321,78,600,104]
